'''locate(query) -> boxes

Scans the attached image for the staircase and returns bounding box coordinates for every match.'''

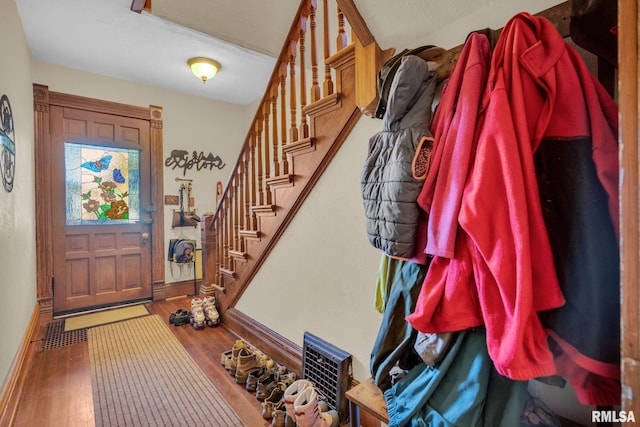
[200,0,386,316]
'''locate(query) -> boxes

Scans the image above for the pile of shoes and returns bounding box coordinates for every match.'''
[168,295,220,330]
[221,340,279,385]
[221,341,339,427]
[168,308,191,326]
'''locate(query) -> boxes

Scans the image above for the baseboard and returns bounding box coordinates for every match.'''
[0,302,40,426]
[164,280,199,299]
[152,279,199,302]
[222,308,303,377]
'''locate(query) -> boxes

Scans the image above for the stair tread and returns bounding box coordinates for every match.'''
[266,173,295,188]
[252,204,276,216]
[239,229,260,240]
[229,250,248,262]
[219,268,236,278]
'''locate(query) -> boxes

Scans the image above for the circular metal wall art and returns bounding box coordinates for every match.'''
[0,94,15,193]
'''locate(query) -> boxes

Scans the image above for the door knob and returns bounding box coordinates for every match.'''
[141,232,150,243]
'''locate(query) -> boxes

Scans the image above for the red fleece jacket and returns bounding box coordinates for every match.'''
[408,33,489,334]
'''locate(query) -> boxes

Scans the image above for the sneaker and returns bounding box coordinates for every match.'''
[271,406,286,427]
[277,371,297,389]
[271,364,288,377]
[169,308,190,326]
[253,349,275,369]
[246,366,270,393]
[229,340,247,376]
[221,350,233,368]
[256,373,280,401]
[235,347,262,384]
[262,387,285,419]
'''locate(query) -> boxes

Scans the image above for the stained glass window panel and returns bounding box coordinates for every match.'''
[65,142,140,225]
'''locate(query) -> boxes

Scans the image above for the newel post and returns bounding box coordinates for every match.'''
[354,38,394,118]
[335,0,393,117]
[200,214,218,296]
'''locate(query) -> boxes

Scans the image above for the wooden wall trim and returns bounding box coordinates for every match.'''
[222,308,303,377]
[33,84,53,306]
[47,91,150,120]
[0,304,40,426]
[618,0,639,412]
[149,105,165,288]
[33,87,165,306]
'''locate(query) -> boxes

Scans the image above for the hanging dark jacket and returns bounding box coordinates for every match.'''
[361,55,436,259]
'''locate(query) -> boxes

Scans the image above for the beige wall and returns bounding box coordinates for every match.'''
[0,0,37,393]
[236,117,382,379]
[31,61,248,283]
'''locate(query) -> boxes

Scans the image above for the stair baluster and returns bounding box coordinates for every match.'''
[299,16,309,139]
[289,40,299,143]
[271,85,280,179]
[310,0,321,103]
[279,67,289,175]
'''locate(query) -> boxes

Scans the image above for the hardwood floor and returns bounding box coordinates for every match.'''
[10,296,272,427]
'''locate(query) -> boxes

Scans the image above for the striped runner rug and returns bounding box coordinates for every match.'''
[88,314,243,427]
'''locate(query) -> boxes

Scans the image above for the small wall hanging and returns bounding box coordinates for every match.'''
[171,177,200,228]
[0,94,15,193]
[164,149,225,176]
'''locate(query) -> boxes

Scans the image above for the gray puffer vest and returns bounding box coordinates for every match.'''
[361,55,436,259]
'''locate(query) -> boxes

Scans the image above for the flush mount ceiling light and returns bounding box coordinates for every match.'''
[187,57,221,84]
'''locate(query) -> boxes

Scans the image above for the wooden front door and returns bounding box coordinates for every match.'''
[49,106,153,314]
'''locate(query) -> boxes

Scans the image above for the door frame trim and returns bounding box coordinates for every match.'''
[33,85,165,313]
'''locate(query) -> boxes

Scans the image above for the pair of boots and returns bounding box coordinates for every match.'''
[279,379,339,427]
[190,295,219,329]
[221,340,274,384]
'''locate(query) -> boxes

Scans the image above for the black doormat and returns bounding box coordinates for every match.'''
[41,319,87,351]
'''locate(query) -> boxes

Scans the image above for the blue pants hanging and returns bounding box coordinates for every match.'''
[370,259,429,390]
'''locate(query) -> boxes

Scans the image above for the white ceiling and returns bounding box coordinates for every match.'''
[15,0,288,106]
[15,0,560,106]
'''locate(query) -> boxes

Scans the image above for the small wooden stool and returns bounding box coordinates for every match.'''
[345,378,388,427]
